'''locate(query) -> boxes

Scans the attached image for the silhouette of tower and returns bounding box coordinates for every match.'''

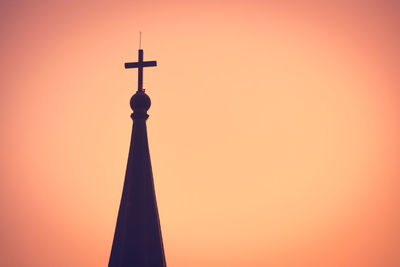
[109,49,166,267]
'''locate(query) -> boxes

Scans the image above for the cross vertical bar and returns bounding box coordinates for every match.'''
[138,49,143,91]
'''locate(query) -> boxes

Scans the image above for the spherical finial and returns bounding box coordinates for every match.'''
[130,89,151,113]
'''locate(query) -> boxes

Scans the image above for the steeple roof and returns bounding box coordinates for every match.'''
[109,50,166,267]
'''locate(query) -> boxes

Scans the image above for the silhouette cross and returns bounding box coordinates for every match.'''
[125,49,157,91]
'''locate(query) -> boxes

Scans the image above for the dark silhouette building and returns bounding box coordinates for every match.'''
[109,49,166,267]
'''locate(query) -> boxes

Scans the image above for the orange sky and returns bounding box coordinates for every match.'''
[1,1,400,266]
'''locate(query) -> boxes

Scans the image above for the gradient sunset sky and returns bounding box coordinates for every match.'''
[1,1,400,266]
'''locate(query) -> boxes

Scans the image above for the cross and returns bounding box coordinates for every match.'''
[125,49,157,91]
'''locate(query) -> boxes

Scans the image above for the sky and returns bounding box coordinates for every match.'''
[1,0,400,266]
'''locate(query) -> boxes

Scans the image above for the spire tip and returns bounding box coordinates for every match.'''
[139,31,142,50]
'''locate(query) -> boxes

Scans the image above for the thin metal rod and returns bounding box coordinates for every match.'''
[139,32,142,49]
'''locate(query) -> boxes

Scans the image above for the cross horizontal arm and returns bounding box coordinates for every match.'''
[142,61,157,67]
[125,62,139,68]
[125,61,157,69]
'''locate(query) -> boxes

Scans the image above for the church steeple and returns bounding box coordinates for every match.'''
[109,49,166,267]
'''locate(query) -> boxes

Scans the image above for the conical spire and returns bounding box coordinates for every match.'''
[109,50,166,267]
